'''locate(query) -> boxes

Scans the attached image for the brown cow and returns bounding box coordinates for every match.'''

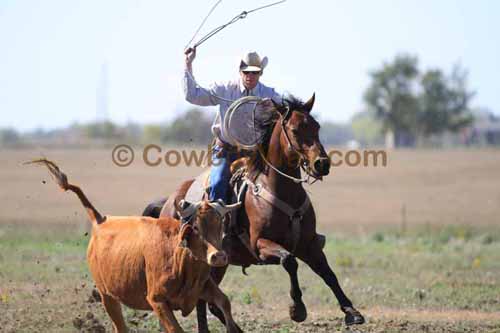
[27,159,242,333]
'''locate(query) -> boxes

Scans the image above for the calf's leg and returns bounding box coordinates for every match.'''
[196,266,229,332]
[201,279,242,333]
[206,266,228,324]
[100,293,128,333]
[256,238,307,322]
[196,302,210,333]
[147,296,184,333]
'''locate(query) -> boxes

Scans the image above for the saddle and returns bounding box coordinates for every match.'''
[183,159,256,261]
[184,169,211,203]
[183,157,325,261]
[183,164,247,207]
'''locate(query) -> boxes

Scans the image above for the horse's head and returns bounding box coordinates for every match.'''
[272,94,331,179]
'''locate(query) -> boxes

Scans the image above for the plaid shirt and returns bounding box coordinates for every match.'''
[183,69,282,143]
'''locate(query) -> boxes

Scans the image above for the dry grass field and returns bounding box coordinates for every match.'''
[1,147,500,332]
[2,147,500,229]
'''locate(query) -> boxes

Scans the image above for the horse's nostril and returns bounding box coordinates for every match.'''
[314,158,330,176]
[314,159,322,172]
[322,165,330,175]
[322,159,330,174]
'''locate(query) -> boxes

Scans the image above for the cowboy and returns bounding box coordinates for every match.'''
[183,48,283,204]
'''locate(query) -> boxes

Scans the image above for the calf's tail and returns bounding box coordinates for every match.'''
[25,158,104,225]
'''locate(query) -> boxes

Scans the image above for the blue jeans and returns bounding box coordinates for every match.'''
[209,145,237,203]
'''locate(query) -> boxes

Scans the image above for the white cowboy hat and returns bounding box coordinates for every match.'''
[239,51,268,72]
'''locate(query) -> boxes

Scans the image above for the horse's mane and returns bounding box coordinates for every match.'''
[245,95,309,180]
[280,95,311,113]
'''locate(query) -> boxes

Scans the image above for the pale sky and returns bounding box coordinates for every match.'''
[1,0,499,131]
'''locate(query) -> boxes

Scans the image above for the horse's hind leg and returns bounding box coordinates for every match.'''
[298,240,365,326]
[257,238,307,322]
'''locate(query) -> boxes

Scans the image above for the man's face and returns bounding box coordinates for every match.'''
[240,70,261,90]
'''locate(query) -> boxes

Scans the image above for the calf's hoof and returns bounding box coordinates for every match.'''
[289,301,307,322]
[342,306,365,326]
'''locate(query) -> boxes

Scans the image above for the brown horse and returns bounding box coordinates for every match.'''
[143,94,365,331]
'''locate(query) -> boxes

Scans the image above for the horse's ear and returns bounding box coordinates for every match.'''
[303,93,315,113]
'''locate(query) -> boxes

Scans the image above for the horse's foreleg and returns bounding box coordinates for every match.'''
[299,241,365,326]
[256,238,307,322]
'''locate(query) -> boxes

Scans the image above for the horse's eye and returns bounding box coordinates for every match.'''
[291,129,299,135]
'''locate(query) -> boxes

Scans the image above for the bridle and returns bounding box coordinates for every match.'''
[258,106,323,185]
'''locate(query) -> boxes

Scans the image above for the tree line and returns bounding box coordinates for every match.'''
[364,54,475,147]
[2,54,498,148]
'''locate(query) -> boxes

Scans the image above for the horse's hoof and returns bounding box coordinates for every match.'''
[289,301,307,322]
[317,234,326,249]
[342,306,365,326]
[227,323,243,333]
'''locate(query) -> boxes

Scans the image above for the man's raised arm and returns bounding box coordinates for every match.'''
[183,47,220,106]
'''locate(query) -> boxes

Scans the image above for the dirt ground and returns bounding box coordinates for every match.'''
[2,147,499,229]
[1,148,500,332]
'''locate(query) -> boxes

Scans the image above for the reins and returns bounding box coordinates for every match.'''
[257,145,306,184]
[257,109,322,185]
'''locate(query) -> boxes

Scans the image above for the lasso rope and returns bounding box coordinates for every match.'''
[184,0,287,54]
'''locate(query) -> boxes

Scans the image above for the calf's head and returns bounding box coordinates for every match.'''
[177,222,225,268]
[177,199,238,267]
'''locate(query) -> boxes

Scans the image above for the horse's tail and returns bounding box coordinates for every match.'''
[142,197,168,218]
[25,158,104,225]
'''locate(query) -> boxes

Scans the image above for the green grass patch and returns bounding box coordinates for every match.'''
[1,223,499,332]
